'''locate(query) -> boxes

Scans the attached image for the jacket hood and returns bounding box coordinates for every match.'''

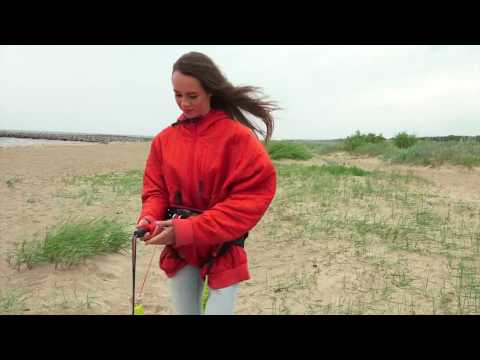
[174,109,230,135]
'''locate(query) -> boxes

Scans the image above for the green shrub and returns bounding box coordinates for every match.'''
[393,132,417,149]
[344,131,385,152]
[267,141,313,160]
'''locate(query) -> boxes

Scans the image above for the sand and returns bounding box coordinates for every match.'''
[1,142,479,315]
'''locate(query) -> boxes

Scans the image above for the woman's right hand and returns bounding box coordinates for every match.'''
[136,217,163,241]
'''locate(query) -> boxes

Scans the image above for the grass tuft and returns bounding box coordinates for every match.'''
[0,289,27,314]
[7,218,130,270]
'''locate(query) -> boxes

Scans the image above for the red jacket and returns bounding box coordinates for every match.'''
[138,109,276,289]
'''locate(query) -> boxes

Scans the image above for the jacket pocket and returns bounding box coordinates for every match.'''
[159,245,185,277]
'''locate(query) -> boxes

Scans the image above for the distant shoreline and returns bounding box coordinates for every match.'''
[0,130,153,144]
[1,130,478,144]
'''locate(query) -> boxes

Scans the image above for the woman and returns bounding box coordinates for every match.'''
[136,51,278,315]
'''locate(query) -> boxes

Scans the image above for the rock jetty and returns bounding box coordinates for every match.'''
[0,130,153,144]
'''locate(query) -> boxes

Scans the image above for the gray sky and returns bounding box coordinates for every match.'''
[1,45,479,139]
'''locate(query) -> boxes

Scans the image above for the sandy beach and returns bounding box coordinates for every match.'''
[0,141,161,314]
[2,141,480,315]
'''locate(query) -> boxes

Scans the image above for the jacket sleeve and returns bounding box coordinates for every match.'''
[138,136,170,223]
[172,130,276,249]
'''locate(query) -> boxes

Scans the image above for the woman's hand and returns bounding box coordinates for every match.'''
[136,217,159,241]
[144,220,175,246]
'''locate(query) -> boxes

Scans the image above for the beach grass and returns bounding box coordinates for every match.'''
[253,160,480,314]
[0,289,27,314]
[7,218,130,270]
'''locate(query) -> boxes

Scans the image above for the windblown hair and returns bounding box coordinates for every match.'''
[173,51,280,143]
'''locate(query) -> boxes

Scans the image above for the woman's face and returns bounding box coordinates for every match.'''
[172,70,212,119]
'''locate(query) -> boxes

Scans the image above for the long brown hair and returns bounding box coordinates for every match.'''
[173,51,280,143]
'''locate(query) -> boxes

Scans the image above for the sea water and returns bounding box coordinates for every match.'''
[0,137,79,147]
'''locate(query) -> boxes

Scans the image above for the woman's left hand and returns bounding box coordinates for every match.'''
[145,220,175,246]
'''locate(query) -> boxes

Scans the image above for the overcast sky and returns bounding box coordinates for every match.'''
[1,45,479,139]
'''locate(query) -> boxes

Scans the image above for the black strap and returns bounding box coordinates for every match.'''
[204,232,248,275]
[217,233,247,256]
[166,207,198,219]
[166,207,248,274]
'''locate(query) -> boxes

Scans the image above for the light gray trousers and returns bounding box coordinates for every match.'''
[169,264,239,315]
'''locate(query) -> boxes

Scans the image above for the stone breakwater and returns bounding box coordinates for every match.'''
[0,130,153,144]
